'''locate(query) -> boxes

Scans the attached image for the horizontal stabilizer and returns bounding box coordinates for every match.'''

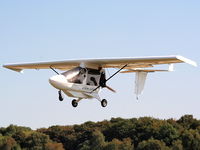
[121,64,174,73]
[121,69,169,73]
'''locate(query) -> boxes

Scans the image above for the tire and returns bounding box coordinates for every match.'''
[101,99,107,107]
[58,91,64,101]
[72,99,78,107]
[59,96,64,101]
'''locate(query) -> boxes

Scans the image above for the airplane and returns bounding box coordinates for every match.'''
[3,55,197,107]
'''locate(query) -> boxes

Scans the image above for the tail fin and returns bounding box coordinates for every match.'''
[135,72,148,99]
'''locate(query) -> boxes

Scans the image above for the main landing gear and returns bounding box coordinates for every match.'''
[71,98,82,107]
[101,99,107,107]
[72,99,78,107]
[58,90,64,101]
[57,91,107,108]
[71,98,107,108]
[95,94,108,107]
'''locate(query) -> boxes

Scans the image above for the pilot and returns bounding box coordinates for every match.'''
[73,68,86,84]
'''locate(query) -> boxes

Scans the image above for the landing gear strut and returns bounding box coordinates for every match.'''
[58,90,64,101]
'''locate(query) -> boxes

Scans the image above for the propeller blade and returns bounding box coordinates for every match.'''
[106,85,116,93]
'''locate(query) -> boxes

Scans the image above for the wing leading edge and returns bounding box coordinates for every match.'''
[3,55,197,72]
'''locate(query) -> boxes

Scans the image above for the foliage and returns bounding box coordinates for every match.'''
[181,129,200,150]
[171,140,183,150]
[0,114,200,150]
[136,139,169,150]
[45,142,64,150]
[0,135,20,150]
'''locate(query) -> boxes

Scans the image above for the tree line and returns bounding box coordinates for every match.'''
[0,115,200,150]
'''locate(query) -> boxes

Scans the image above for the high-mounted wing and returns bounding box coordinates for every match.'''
[3,55,197,72]
[3,55,197,99]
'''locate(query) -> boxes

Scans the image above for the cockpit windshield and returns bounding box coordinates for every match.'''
[62,67,86,84]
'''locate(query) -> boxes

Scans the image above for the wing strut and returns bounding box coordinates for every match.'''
[90,64,128,93]
[50,66,60,75]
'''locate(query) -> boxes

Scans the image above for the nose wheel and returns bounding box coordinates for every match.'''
[58,90,64,101]
[101,99,107,107]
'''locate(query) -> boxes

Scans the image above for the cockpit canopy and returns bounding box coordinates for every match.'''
[62,67,87,84]
[61,67,103,86]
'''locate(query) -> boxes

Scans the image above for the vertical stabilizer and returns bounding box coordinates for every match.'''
[135,72,148,99]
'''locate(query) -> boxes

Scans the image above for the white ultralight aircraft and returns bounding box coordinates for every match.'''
[3,55,197,107]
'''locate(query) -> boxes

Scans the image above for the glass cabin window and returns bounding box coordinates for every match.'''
[62,67,86,84]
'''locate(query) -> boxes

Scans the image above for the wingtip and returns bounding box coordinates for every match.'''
[176,55,198,67]
[3,65,23,73]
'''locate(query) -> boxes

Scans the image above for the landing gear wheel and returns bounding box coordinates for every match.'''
[101,99,107,107]
[58,91,64,101]
[72,99,78,107]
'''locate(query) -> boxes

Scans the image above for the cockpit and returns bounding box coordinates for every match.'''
[61,67,102,86]
[62,67,87,84]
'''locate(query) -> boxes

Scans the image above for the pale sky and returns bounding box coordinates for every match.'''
[0,0,199,129]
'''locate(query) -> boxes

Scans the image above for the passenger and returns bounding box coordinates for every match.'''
[74,69,86,84]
